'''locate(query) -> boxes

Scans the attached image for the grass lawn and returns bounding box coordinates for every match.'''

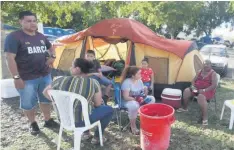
[1,79,234,150]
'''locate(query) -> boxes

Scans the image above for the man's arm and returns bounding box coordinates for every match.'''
[5,53,25,89]
[93,86,103,107]
[191,70,201,86]
[5,53,19,76]
[150,73,154,88]
[204,72,217,91]
[48,45,56,55]
[43,85,52,100]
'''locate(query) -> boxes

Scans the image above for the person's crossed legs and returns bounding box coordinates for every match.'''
[178,87,208,125]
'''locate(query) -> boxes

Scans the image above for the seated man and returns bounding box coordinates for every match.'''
[85,50,113,105]
[43,58,113,144]
[177,60,217,126]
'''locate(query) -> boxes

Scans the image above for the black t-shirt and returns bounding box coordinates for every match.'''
[4,30,52,80]
[89,60,101,73]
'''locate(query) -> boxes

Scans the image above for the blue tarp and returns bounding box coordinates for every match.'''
[44,27,75,37]
[3,24,76,37]
[2,24,19,30]
[200,35,212,44]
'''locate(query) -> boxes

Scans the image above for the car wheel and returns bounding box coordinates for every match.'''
[222,65,228,77]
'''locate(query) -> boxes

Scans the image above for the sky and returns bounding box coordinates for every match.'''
[178,22,234,42]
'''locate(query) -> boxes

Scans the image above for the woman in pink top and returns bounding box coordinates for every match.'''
[177,60,218,126]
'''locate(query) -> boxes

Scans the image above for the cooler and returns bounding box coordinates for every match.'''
[161,88,182,109]
[0,79,19,98]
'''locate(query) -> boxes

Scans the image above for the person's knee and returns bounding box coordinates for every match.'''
[183,88,191,95]
[148,96,155,103]
[101,105,114,115]
[197,94,207,105]
[127,101,140,112]
[197,94,206,100]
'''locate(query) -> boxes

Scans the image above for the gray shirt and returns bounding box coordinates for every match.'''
[121,78,144,97]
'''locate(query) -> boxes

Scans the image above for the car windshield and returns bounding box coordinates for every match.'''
[200,47,226,57]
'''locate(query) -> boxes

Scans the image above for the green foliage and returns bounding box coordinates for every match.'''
[186,1,231,36]
[1,1,233,37]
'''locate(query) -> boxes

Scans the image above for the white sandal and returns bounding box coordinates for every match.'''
[176,108,188,112]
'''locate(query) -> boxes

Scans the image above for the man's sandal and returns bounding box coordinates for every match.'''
[202,120,208,126]
[176,108,188,112]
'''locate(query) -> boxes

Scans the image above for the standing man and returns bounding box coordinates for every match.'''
[4,11,58,135]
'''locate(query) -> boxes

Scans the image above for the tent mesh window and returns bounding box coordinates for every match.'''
[92,38,128,62]
[194,55,203,74]
[57,48,76,70]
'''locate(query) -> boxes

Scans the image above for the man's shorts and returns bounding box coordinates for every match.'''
[17,74,52,110]
[91,75,112,86]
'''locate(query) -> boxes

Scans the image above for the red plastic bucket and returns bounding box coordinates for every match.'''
[139,103,175,150]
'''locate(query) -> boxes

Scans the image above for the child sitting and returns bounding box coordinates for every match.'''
[140,58,154,93]
[85,50,112,105]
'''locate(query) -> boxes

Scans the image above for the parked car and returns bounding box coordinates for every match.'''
[199,44,229,76]
[224,40,231,48]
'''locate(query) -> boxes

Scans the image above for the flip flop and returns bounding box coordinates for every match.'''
[202,120,208,126]
[176,108,188,112]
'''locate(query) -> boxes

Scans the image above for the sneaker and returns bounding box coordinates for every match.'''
[30,122,40,135]
[44,118,60,128]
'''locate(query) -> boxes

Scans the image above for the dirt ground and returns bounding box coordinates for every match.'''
[1,79,234,150]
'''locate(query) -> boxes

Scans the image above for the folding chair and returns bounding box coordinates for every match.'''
[193,73,221,113]
[48,90,103,150]
[112,81,128,131]
[112,79,140,131]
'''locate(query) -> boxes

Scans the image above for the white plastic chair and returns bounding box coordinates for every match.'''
[220,100,234,130]
[48,90,103,150]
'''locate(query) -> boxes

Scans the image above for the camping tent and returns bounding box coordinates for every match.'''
[54,18,204,98]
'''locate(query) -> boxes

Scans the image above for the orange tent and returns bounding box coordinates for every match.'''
[54,18,204,97]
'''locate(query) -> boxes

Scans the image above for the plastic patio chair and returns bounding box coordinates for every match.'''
[48,90,103,150]
[193,73,221,113]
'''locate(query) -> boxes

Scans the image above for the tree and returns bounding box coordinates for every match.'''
[1,1,84,28]
[187,1,231,36]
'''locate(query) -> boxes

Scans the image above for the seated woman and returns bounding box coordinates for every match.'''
[121,66,155,135]
[43,58,113,144]
[177,60,217,126]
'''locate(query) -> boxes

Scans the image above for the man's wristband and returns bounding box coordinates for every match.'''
[51,54,56,59]
[13,75,21,80]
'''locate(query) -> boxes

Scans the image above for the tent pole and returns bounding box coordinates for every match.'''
[80,36,88,58]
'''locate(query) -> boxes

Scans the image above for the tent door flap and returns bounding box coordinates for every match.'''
[146,56,169,84]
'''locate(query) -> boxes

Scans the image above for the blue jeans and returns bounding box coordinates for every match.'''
[17,74,52,110]
[75,105,113,137]
[91,75,112,86]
